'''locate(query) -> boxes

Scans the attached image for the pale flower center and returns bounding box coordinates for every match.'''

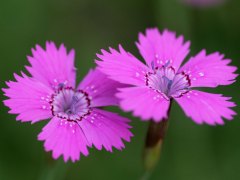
[51,87,91,121]
[146,66,191,100]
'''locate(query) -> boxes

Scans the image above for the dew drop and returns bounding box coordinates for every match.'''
[135,72,140,77]
[199,72,204,77]
[155,54,159,59]
[42,105,47,109]
[192,77,197,81]
[90,120,94,123]
[72,130,75,133]
[91,85,95,89]
[187,95,191,98]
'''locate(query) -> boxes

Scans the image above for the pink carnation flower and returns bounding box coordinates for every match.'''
[3,42,133,162]
[96,28,237,125]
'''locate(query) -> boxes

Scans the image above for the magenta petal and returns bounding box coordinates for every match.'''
[2,73,53,123]
[77,68,125,107]
[79,109,133,152]
[179,50,238,88]
[117,87,170,122]
[38,117,89,162]
[136,28,190,70]
[26,41,76,89]
[175,90,236,125]
[96,45,150,86]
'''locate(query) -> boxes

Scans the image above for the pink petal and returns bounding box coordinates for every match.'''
[2,73,53,123]
[175,90,236,125]
[38,117,89,162]
[117,87,170,122]
[179,50,238,87]
[77,68,125,107]
[26,41,76,89]
[79,109,133,152]
[96,45,150,86]
[136,28,190,71]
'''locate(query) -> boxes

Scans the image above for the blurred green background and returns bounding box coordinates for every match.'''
[0,0,239,179]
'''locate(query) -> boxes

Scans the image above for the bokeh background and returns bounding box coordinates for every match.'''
[0,0,239,179]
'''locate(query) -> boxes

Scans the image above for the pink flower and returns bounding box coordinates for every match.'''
[3,42,133,162]
[96,28,237,125]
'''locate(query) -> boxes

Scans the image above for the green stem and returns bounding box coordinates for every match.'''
[38,154,69,180]
[142,100,173,179]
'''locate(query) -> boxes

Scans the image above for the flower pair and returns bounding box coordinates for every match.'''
[3,28,237,162]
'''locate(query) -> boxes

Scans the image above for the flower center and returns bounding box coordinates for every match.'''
[146,66,191,100]
[51,87,91,121]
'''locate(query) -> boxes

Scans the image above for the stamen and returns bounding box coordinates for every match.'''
[145,66,191,99]
[51,88,91,121]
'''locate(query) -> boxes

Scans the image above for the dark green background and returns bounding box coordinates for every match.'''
[0,0,239,179]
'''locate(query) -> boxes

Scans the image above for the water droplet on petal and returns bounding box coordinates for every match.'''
[42,105,47,109]
[199,72,204,77]
[135,72,140,77]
